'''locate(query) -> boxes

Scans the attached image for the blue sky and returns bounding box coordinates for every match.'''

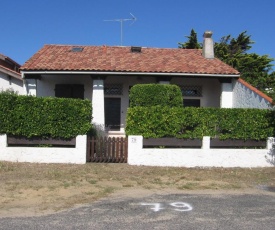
[1,0,275,68]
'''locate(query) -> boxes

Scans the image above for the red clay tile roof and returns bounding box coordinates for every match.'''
[21,45,239,75]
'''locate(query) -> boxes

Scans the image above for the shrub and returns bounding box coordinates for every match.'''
[0,93,92,138]
[129,84,183,107]
[126,107,274,140]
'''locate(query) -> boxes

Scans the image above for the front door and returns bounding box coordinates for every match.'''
[105,98,121,131]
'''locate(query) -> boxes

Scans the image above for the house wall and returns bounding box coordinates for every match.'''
[171,77,221,107]
[0,135,87,164]
[232,79,272,109]
[31,75,223,132]
[35,74,93,99]
[105,75,157,130]
[128,136,275,168]
[0,72,24,94]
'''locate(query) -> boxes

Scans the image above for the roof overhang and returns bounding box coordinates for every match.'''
[21,71,240,79]
[0,66,22,81]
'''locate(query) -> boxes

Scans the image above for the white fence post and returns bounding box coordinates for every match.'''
[202,136,210,149]
[128,135,143,165]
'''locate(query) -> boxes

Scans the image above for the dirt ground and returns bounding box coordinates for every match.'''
[0,162,274,218]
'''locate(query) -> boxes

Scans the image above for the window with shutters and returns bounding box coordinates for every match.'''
[55,84,84,99]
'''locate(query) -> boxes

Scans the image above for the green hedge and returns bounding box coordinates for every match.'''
[125,106,274,140]
[129,84,183,107]
[0,93,92,138]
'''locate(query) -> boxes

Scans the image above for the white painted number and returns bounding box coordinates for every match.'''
[170,202,193,212]
[140,202,193,212]
[140,203,164,212]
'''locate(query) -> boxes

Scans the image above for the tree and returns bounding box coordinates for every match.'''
[214,31,274,99]
[179,30,275,100]
[178,29,201,49]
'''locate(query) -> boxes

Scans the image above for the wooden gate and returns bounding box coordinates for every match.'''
[87,136,128,163]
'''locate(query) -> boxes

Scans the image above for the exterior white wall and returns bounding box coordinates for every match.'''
[220,83,233,108]
[0,72,24,94]
[0,135,87,164]
[24,79,37,96]
[35,74,93,99]
[171,77,221,107]
[233,79,271,109]
[128,136,275,168]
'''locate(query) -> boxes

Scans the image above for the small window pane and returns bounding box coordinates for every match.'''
[104,84,123,95]
[180,86,202,97]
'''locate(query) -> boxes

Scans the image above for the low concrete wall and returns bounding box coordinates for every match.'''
[128,136,275,168]
[0,135,87,164]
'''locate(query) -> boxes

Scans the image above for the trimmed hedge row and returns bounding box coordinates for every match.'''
[125,106,275,140]
[0,92,92,138]
[129,84,183,107]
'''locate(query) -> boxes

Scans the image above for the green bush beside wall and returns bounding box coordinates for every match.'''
[129,84,183,107]
[0,92,92,138]
[126,107,274,140]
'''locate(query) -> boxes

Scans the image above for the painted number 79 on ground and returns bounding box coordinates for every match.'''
[140,202,193,212]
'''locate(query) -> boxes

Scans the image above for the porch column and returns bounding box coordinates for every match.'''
[220,83,233,108]
[92,79,105,127]
[24,79,37,96]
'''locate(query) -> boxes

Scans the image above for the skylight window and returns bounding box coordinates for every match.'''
[131,46,142,53]
[71,47,83,52]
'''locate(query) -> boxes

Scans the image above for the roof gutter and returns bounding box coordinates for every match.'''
[21,71,240,79]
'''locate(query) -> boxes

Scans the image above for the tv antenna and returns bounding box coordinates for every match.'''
[104,13,137,46]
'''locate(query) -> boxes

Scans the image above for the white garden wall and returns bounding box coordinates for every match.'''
[0,135,87,164]
[128,136,275,168]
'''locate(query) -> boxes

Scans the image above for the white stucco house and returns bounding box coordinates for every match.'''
[20,31,273,136]
[0,53,23,94]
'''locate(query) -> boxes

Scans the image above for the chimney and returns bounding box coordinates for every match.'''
[202,31,214,59]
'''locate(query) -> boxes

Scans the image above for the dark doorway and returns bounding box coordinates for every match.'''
[105,98,121,131]
[183,99,201,107]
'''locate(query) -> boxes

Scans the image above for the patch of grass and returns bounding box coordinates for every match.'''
[102,187,115,195]
[152,178,163,185]
[0,162,15,172]
[178,182,199,190]
[63,182,71,188]
[122,184,134,188]
[87,179,97,185]
[85,191,95,196]
[143,185,153,189]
